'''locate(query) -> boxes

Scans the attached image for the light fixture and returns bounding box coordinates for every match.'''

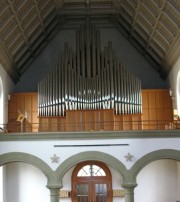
[169,89,175,102]
[169,89,173,97]
[173,109,179,120]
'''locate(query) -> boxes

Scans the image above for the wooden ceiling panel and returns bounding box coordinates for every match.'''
[140,3,156,26]
[157,21,175,44]
[153,31,169,52]
[0,0,179,83]
[136,14,153,35]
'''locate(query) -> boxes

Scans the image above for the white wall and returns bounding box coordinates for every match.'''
[110,166,124,202]
[4,160,180,202]
[0,64,15,125]
[167,57,180,112]
[1,138,180,170]
[135,159,178,202]
[5,162,49,202]
[177,162,180,200]
[0,167,3,202]
[4,163,125,202]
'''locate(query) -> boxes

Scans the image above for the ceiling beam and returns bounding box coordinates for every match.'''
[57,8,118,16]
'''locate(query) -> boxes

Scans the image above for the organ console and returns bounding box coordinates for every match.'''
[38,21,142,117]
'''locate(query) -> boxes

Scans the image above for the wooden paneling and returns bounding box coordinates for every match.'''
[148,91,156,108]
[8,92,38,132]
[38,117,66,132]
[103,110,114,131]
[114,115,123,131]
[65,109,114,132]
[114,114,142,131]
[141,89,173,130]
[132,114,142,130]
[7,89,173,132]
[142,92,148,109]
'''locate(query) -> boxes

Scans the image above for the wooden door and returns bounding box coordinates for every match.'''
[75,180,110,202]
[72,161,112,202]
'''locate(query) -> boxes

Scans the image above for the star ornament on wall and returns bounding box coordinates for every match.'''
[124,153,134,162]
[50,154,60,163]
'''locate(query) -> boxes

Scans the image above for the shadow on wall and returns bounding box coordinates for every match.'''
[177,70,180,117]
[0,76,3,128]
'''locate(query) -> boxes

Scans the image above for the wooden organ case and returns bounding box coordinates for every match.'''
[37,21,142,132]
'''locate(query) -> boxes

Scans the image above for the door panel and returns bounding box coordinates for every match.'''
[75,182,110,202]
[76,183,89,202]
[95,183,107,202]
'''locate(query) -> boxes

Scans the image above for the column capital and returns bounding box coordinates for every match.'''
[46,185,62,202]
[46,185,63,190]
[122,183,137,202]
[122,183,137,189]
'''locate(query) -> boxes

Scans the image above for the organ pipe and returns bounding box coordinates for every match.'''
[38,23,142,116]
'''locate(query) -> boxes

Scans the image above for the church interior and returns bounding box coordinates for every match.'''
[0,1,180,202]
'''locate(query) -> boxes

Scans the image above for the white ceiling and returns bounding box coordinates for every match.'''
[0,0,179,83]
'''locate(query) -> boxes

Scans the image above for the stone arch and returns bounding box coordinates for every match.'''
[130,149,180,178]
[55,151,128,184]
[0,152,54,184]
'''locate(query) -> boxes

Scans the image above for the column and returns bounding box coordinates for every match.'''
[122,183,137,202]
[47,186,62,202]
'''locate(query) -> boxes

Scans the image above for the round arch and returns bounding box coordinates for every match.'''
[130,149,180,178]
[55,151,128,183]
[0,152,53,182]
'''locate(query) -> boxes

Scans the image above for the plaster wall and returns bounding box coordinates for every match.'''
[0,64,15,125]
[5,162,49,202]
[4,162,124,202]
[167,57,180,112]
[0,167,2,202]
[0,138,180,170]
[4,159,179,202]
[177,162,180,199]
[134,159,178,202]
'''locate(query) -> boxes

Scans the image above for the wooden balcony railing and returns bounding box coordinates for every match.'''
[1,119,179,133]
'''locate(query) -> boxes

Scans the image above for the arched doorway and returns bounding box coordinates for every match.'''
[72,161,112,202]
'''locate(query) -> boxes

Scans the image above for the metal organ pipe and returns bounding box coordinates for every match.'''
[38,24,142,117]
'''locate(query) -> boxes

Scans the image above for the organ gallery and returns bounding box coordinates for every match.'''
[7,22,173,132]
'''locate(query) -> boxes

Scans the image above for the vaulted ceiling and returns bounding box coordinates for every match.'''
[0,0,180,83]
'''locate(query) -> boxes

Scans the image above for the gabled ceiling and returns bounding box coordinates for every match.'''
[0,0,180,83]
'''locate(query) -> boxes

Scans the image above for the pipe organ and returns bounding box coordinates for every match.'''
[38,23,142,117]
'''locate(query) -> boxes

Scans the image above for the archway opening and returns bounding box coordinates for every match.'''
[3,162,49,202]
[135,159,180,202]
[72,161,112,202]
